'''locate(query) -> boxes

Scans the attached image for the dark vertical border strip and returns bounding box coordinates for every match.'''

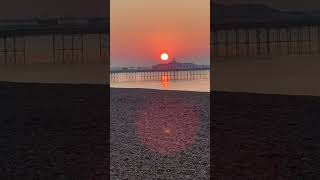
[107,0,110,178]
[210,0,214,179]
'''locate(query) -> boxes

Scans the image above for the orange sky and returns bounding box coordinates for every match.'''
[111,0,210,67]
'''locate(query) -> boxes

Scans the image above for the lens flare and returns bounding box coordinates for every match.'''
[135,100,199,155]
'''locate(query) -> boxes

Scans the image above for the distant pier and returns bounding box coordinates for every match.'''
[212,20,320,57]
[0,17,109,64]
[110,68,210,83]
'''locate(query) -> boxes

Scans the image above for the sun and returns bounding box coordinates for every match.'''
[161,53,169,61]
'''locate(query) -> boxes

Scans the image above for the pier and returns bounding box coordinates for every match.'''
[212,19,320,57]
[0,17,109,64]
[110,68,210,83]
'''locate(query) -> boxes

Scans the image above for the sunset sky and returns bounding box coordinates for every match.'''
[111,0,210,67]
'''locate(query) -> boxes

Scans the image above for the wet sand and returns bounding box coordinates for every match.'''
[214,55,320,96]
[110,88,210,179]
[0,82,108,179]
[0,63,108,84]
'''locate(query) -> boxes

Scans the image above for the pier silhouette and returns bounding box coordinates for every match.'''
[0,17,108,64]
[212,19,320,57]
[110,67,210,83]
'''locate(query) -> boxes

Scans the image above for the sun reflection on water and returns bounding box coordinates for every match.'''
[161,74,169,88]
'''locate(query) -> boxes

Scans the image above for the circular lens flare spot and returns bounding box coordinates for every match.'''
[135,100,199,155]
[164,128,172,135]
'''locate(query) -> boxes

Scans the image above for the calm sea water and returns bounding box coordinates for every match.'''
[110,70,210,92]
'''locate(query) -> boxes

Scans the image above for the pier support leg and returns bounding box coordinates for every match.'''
[245,29,250,56]
[4,36,7,64]
[256,29,261,56]
[225,31,229,57]
[266,28,271,56]
[235,30,239,56]
[52,34,56,64]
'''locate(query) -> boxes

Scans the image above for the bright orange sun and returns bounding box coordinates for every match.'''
[161,53,169,61]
